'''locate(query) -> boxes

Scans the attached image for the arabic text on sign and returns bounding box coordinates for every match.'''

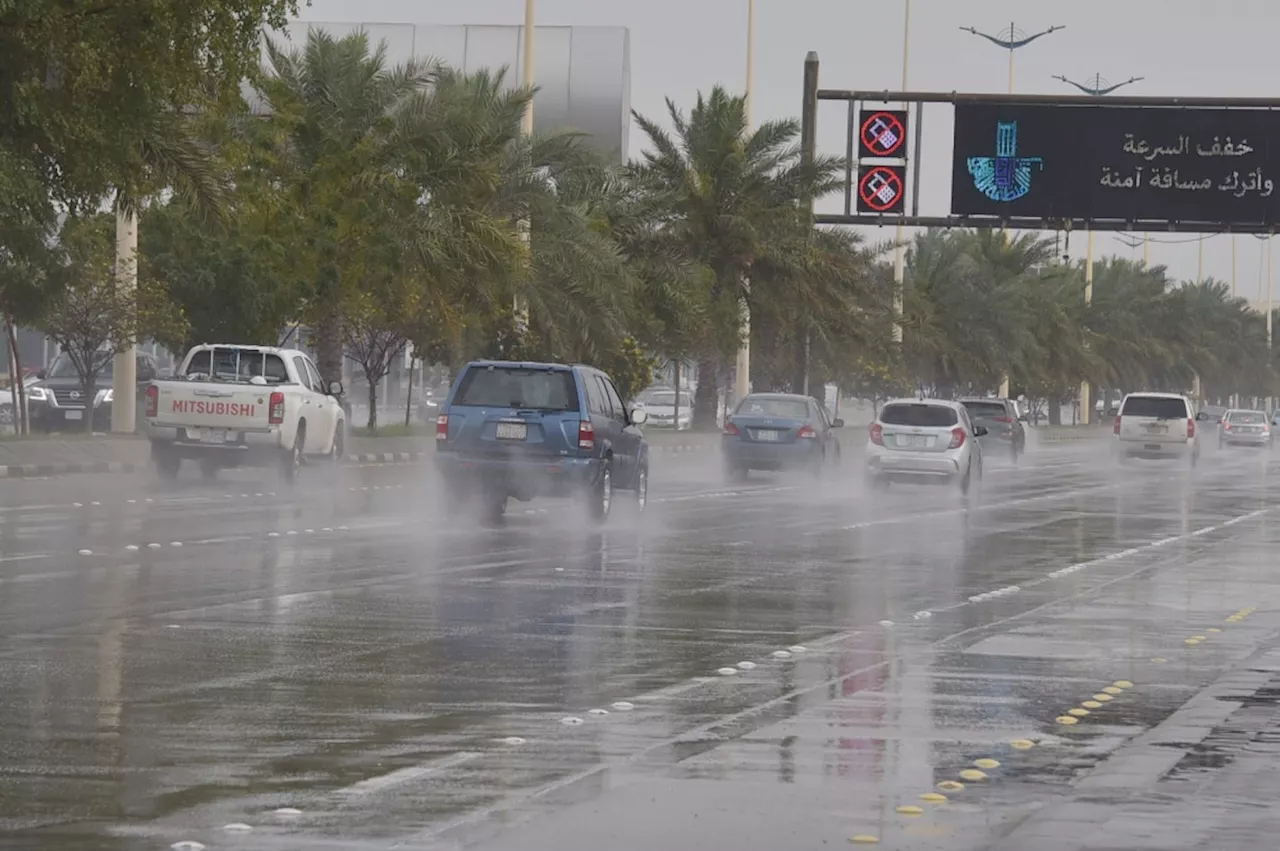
[1099,165,1274,197]
[1121,133,1256,161]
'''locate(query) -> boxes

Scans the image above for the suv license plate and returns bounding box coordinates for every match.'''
[496,422,527,441]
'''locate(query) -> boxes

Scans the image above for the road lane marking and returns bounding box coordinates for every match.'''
[337,751,483,796]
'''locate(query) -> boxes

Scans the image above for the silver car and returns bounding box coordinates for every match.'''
[865,398,986,493]
[1219,409,1272,448]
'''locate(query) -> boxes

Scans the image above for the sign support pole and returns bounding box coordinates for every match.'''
[891,0,911,346]
[1080,230,1095,426]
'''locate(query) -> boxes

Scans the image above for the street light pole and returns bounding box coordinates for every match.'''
[733,0,755,407]
[891,0,910,347]
[963,22,1063,401]
[1053,72,1142,426]
[514,0,536,329]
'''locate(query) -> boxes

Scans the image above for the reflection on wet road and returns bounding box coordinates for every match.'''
[3,441,1280,850]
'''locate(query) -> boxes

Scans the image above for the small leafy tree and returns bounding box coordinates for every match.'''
[36,215,187,432]
[343,285,421,431]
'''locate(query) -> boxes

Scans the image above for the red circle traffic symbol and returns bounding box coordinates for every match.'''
[858,167,904,212]
[860,111,906,157]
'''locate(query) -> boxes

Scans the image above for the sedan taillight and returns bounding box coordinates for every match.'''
[723,421,740,437]
[797,425,816,439]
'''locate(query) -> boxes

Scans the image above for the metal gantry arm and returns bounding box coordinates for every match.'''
[960,23,1065,50]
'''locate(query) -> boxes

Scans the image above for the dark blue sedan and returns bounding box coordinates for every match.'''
[722,393,844,481]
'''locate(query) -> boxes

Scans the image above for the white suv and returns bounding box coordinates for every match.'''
[1113,392,1199,466]
[865,398,986,492]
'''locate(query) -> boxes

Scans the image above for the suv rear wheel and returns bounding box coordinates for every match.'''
[589,462,613,524]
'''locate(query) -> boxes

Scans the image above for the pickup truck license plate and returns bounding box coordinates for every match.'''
[200,428,228,444]
[754,429,780,441]
[496,422,527,441]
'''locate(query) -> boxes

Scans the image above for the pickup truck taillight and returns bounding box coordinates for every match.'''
[144,385,158,418]
[268,391,285,425]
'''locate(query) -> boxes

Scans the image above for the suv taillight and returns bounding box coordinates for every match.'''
[949,426,966,449]
[435,413,449,441]
[723,421,740,437]
[993,415,1013,423]
[869,423,884,446]
[1187,418,1196,439]
[797,425,816,439]
[578,419,595,450]
[1114,416,1121,435]
[268,391,285,425]
[144,384,158,418]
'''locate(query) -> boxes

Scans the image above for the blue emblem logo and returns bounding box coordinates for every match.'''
[968,121,1043,202]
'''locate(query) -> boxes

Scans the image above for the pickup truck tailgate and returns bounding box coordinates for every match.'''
[152,383,273,430]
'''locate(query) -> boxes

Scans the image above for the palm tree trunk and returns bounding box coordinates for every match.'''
[366,379,378,431]
[692,353,719,431]
[313,309,344,388]
[1048,396,1062,426]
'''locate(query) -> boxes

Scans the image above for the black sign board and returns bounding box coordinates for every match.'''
[859,109,908,159]
[858,165,906,214]
[951,103,1280,225]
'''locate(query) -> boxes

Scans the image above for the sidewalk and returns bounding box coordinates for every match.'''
[991,635,1280,851]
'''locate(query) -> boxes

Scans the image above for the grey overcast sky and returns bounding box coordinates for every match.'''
[297,0,1280,301]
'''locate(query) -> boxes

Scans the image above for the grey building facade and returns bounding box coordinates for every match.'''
[267,22,632,162]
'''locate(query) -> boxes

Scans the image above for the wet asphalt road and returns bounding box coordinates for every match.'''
[3,438,1280,850]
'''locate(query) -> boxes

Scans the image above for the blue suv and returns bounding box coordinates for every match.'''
[434,361,650,524]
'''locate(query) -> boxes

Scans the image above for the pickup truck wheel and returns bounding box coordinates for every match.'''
[199,458,219,482]
[154,448,180,481]
[480,490,507,526]
[281,425,304,484]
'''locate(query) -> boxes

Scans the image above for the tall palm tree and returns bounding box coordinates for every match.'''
[259,28,440,385]
[629,86,844,428]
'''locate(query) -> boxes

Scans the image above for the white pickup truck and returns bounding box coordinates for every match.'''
[144,344,346,481]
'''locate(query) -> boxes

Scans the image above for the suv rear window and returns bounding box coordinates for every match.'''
[1121,396,1189,419]
[961,401,1007,419]
[881,403,958,427]
[454,366,578,411]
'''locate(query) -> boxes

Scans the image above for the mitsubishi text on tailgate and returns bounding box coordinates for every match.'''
[145,344,346,483]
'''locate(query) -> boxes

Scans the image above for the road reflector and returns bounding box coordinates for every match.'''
[1151,657,1168,663]
[1082,700,1103,709]
[896,805,924,815]
[937,780,965,791]
[920,792,948,803]
[1185,638,1201,645]
[1068,707,1090,717]
[1011,739,1035,750]
[849,836,880,844]
[1191,635,1207,641]
[1056,715,1079,725]
[958,769,987,781]
[1114,680,1134,689]
[1093,693,1114,702]
[1207,628,1222,633]
[1103,686,1123,695]
[973,758,1000,769]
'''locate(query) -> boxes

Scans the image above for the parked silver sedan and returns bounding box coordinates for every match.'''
[1219,409,1272,449]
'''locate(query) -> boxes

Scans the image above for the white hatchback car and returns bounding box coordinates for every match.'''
[1113,392,1199,466]
[865,398,986,492]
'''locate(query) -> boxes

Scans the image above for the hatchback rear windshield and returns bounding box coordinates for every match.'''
[1227,411,1266,424]
[454,366,579,411]
[736,397,809,419]
[1121,396,1189,419]
[881,403,958,427]
[960,401,1007,419]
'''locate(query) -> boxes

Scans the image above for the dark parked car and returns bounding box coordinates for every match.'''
[721,392,843,480]
[433,361,649,524]
[959,397,1027,460]
[34,351,160,432]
